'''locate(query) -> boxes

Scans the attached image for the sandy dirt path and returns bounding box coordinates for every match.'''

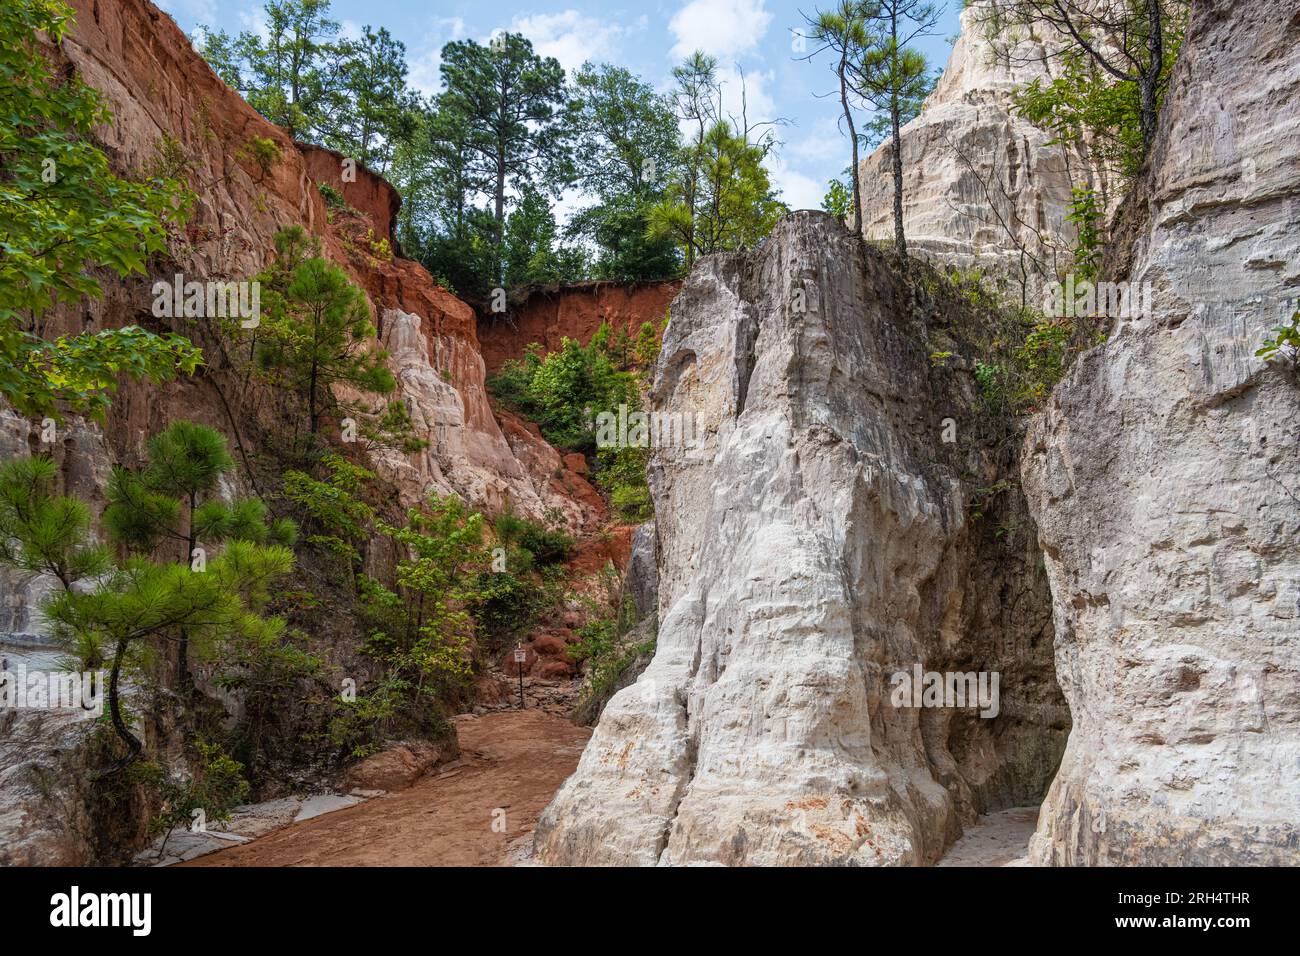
[183,709,590,867]
[936,806,1039,866]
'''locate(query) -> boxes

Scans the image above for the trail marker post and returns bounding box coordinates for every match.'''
[514,646,526,709]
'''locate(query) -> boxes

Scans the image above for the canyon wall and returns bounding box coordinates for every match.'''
[10,0,598,527]
[855,1,1112,297]
[0,0,598,863]
[476,281,680,377]
[1021,0,1300,865]
[535,213,1066,865]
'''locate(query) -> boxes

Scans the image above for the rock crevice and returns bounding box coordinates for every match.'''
[534,213,1066,866]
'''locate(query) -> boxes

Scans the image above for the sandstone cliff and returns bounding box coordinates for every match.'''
[535,212,1067,865]
[855,2,1114,298]
[1021,0,1300,865]
[0,0,603,637]
[477,281,680,377]
[0,0,599,864]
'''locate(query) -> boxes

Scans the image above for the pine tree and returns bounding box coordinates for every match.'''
[104,421,294,693]
[244,226,396,442]
[0,452,294,764]
[851,0,940,258]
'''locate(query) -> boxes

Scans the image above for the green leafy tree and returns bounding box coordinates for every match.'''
[648,122,787,260]
[978,0,1188,153]
[390,95,499,298]
[502,186,587,287]
[45,542,295,764]
[490,338,639,452]
[437,34,574,284]
[323,25,419,173]
[1,0,200,420]
[821,171,854,219]
[340,495,490,751]
[1009,7,1186,182]
[199,0,344,140]
[241,226,396,440]
[567,63,682,280]
[666,52,720,271]
[280,453,376,574]
[135,741,250,858]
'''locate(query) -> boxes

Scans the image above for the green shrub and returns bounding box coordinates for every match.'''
[280,455,376,572]
[488,337,638,452]
[317,182,346,208]
[596,445,653,521]
[471,565,564,649]
[1257,309,1300,367]
[134,741,250,857]
[569,571,652,714]
[492,508,574,566]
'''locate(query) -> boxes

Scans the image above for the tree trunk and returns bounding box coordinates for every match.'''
[1140,0,1165,148]
[177,492,196,694]
[308,359,319,435]
[841,56,862,239]
[891,100,906,259]
[889,10,907,259]
[108,636,142,761]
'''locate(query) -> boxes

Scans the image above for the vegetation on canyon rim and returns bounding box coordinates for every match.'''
[488,323,662,523]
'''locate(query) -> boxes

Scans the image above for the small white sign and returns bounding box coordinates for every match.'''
[513,648,526,663]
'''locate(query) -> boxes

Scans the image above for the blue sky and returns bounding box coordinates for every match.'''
[156,0,963,213]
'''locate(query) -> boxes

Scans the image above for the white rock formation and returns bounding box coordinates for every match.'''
[364,310,596,530]
[1022,0,1300,864]
[855,2,1114,299]
[535,213,1065,865]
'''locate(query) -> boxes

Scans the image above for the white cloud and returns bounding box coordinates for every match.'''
[714,65,777,134]
[510,10,629,74]
[669,0,773,60]
[787,116,848,166]
[408,17,468,98]
[237,7,270,41]
[339,19,364,42]
[769,156,825,211]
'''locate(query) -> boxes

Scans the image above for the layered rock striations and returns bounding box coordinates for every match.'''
[0,0,602,632]
[535,213,1067,865]
[1021,0,1300,865]
[476,281,681,377]
[855,2,1114,296]
[0,0,599,862]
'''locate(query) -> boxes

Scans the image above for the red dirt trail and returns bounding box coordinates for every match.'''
[183,710,590,867]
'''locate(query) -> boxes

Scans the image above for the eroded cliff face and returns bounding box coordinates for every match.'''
[855,2,1112,296]
[8,0,598,526]
[0,0,598,863]
[1021,0,1300,865]
[476,281,680,377]
[534,213,1066,865]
